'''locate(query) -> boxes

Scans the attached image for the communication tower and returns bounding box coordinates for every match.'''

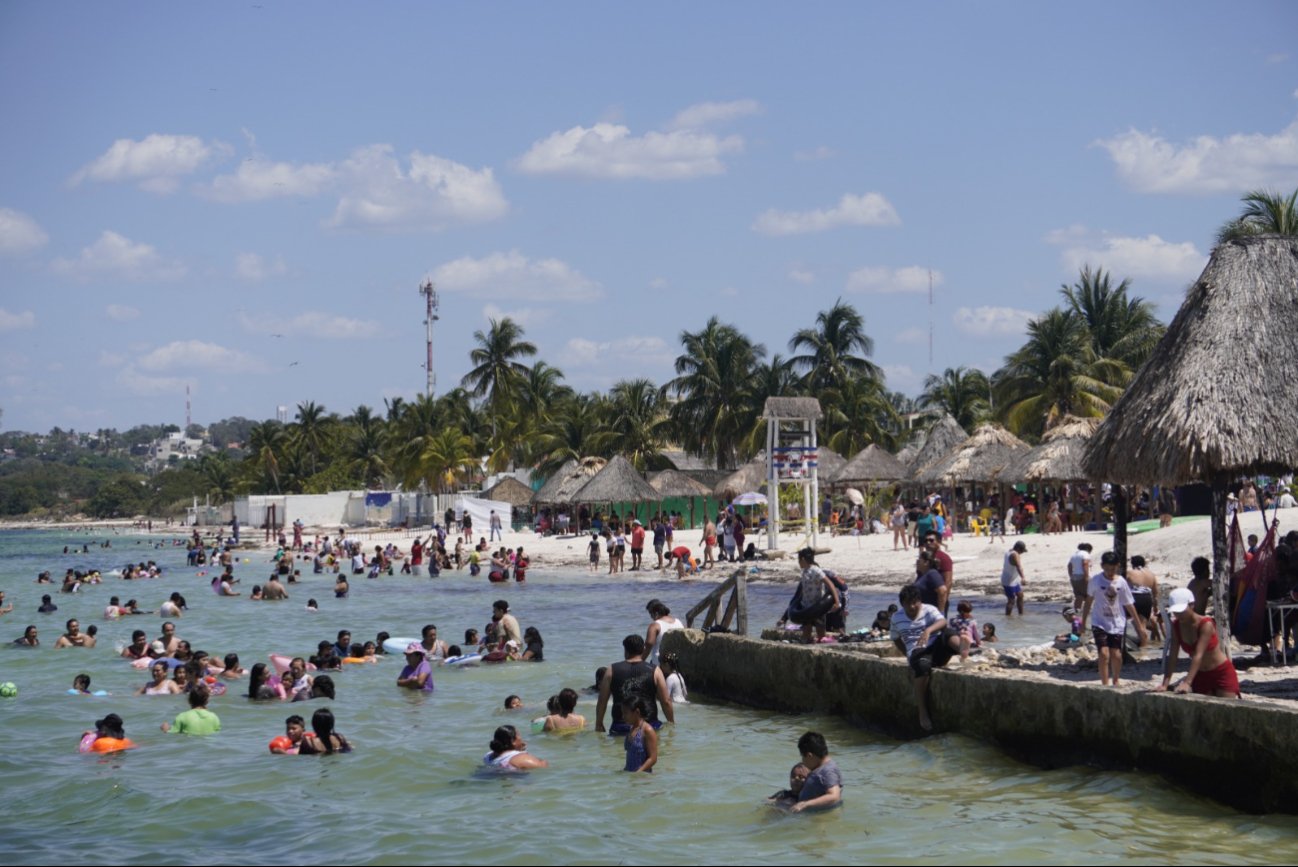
[419,278,440,397]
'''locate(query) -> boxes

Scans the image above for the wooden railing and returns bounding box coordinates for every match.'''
[685,568,748,636]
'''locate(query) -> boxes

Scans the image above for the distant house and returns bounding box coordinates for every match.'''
[145,431,209,473]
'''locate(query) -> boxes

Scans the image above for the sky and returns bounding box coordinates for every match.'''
[1,2,1296,433]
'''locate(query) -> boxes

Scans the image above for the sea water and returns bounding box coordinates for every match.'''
[2,528,1297,865]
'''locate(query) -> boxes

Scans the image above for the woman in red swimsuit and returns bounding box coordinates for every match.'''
[1155,588,1241,698]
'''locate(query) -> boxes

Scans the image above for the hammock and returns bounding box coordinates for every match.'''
[1228,511,1279,647]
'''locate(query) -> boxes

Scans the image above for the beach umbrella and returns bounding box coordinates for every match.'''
[732,491,767,506]
[844,488,864,505]
[1082,235,1298,629]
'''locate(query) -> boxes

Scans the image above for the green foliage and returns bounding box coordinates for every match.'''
[1216,188,1298,244]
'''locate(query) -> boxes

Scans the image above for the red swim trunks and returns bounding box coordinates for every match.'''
[1191,660,1241,697]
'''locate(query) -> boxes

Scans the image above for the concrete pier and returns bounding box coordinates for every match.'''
[662,629,1298,813]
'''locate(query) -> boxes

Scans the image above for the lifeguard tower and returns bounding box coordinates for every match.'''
[763,397,823,550]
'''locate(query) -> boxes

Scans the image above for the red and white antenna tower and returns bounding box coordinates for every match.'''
[419,278,439,397]
[185,384,191,431]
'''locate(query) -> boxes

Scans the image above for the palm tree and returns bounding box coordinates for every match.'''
[246,421,286,493]
[407,427,476,493]
[461,318,537,441]
[822,373,900,454]
[788,299,881,392]
[665,317,767,469]
[347,412,390,488]
[534,393,606,479]
[992,308,1124,438]
[199,454,237,502]
[920,367,991,433]
[1060,266,1163,372]
[1216,187,1298,244]
[292,401,330,476]
[591,378,671,471]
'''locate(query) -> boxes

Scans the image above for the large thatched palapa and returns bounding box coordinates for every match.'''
[1001,416,1101,484]
[832,444,909,484]
[531,457,607,505]
[483,476,535,508]
[571,455,659,504]
[907,414,970,476]
[1082,235,1298,485]
[713,455,767,498]
[817,446,847,482]
[1081,235,1298,625]
[916,423,1028,485]
[648,469,713,499]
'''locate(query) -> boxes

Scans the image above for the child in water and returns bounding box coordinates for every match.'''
[621,697,658,773]
[1054,607,1083,646]
[767,762,810,807]
[981,623,999,643]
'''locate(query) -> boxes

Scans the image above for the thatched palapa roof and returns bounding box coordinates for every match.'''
[817,446,847,481]
[908,415,969,475]
[833,444,909,484]
[648,469,713,499]
[483,476,535,508]
[531,457,607,505]
[713,455,768,498]
[571,455,659,503]
[916,423,1029,484]
[1083,236,1298,485]
[1001,416,1101,484]
[763,397,823,421]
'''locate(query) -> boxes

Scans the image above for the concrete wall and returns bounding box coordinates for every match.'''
[661,629,1298,813]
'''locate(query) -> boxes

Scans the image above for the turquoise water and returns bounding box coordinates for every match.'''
[2,528,1297,866]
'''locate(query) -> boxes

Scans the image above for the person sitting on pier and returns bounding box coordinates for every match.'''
[891,584,965,731]
[1156,588,1241,698]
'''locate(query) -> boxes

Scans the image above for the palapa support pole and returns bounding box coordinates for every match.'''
[767,415,780,550]
[1211,473,1231,639]
[1113,484,1129,573]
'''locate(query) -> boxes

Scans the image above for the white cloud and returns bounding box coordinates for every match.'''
[1267,52,1289,64]
[136,340,264,373]
[97,350,126,367]
[1095,119,1298,193]
[328,145,509,231]
[788,269,815,284]
[71,134,229,193]
[648,277,669,290]
[203,157,335,202]
[1053,230,1206,282]
[431,250,602,301]
[52,230,186,281]
[881,363,922,392]
[894,327,927,345]
[846,265,941,294]
[794,146,836,162]
[953,306,1035,338]
[238,311,380,339]
[0,207,49,255]
[666,99,762,130]
[105,304,140,322]
[0,308,36,331]
[235,252,289,281]
[117,367,192,397]
[559,335,673,368]
[482,303,552,330]
[516,122,743,179]
[719,286,740,297]
[753,192,900,235]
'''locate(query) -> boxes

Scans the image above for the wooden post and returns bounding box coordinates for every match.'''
[1211,474,1231,637]
[1113,484,1129,573]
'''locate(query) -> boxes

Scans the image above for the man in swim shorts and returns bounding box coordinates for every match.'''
[1067,543,1093,611]
[596,634,675,736]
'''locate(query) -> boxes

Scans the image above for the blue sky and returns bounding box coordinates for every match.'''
[2,2,1296,433]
